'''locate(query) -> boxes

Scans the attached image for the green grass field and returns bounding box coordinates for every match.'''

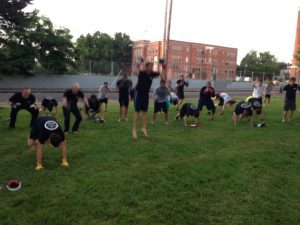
[0,98,299,225]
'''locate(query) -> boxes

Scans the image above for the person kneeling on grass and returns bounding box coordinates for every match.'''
[233,102,253,127]
[215,92,236,115]
[84,94,101,120]
[152,79,171,125]
[27,116,68,171]
[176,103,200,127]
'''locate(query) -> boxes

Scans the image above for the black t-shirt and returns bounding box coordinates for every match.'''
[284,84,299,100]
[235,102,252,116]
[248,98,262,111]
[88,98,100,111]
[42,97,58,109]
[9,92,36,106]
[176,79,189,93]
[200,86,215,99]
[135,71,159,97]
[181,103,199,118]
[63,89,84,107]
[117,79,133,96]
[31,116,65,144]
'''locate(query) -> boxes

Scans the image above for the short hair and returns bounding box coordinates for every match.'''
[49,133,63,147]
[90,94,97,100]
[290,77,296,82]
[160,79,166,84]
[193,110,200,118]
[206,81,212,85]
[104,82,108,85]
[72,82,80,88]
[257,78,263,82]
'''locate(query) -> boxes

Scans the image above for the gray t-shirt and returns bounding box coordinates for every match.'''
[155,87,170,103]
[98,86,110,99]
[265,83,273,95]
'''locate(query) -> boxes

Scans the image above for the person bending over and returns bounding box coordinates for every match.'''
[8,87,39,128]
[40,96,58,115]
[232,102,253,127]
[215,92,236,115]
[176,103,200,127]
[246,96,264,122]
[27,116,68,171]
[84,94,101,120]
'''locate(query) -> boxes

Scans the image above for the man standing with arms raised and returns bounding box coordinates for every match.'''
[132,61,166,140]
[62,83,88,134]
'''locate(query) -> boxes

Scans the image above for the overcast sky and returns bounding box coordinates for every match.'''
[26,0,299,63]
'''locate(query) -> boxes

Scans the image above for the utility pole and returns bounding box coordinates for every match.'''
[165,0,173,78]
[163,0,169,60]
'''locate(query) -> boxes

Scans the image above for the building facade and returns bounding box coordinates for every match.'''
[291,7,300,77]
[132,40,238,80]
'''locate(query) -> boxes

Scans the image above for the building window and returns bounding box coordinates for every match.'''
[186,57,189,63]
[172,55,182,62]
[172,46,182,52]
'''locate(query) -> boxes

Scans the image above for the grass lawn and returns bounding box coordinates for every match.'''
[0,97,299,225]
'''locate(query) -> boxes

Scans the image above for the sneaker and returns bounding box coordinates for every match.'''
[175,115,180,121]
[100,119,106,123]
[118,118,121,122]
[282,119,286,123]
[125,118,128,122]
[35,163,44,171]
[61,160,69,167]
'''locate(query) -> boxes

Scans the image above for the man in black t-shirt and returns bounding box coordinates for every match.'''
[116,73,133,122]
[282,77,299,122]
[8,87,39,128]
[41,96,58,114]
[62,82,88,133]
[27,116,68,171]
[246,96,264,122]
[176,103,200,127]
[233,102,253,127]
[176,75,189,110]
[198,81,216,120]
[132,61,166,140]
[84,94,101,119]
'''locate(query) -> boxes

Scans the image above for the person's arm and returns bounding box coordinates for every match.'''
[62,97,68,108]
[183,115,188,127]
[159,64,167,80]
[59,140,67,162]
[248,116,253,127]
[232,113,237,127]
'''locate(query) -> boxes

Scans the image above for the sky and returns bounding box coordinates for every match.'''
[26,0,300,64]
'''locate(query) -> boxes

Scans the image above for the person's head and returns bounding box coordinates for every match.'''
[206,81,212,88]
[49,133,63,148]
[22,87,31,99]
[160,79,166,88]
[145,62,154,73]
[255,108,262,115]
[167,80,172,86]
[122,73,128,80]
[256,78,262,85]
[193,109,200,119]
[180,74,185,80]
[215,92,220,99]
[104,82,109,87]
[289,77,296,85]
[242,109,250,117]
[90,94,97,102]
[71,82,80,94]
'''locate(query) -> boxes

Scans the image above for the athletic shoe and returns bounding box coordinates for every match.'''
[61,160,69,167]
[100,119,106,123]
[118,118,121,122]
[125,118,128,122]
[282,119,286,123]
[35,163,44,171]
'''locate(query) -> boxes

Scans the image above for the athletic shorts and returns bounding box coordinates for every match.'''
[265,94,271,99]
[119,95,129,108]
[154,101,168,113]
[198,98,216,113]
[134,91,149,112]
[29,124,38,140]
[99,98,108,104]
[177,91,184,100]
[284,99,296,111]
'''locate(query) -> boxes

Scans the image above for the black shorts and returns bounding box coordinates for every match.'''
[29,124,38,140]
[99,98,108,104]
[119,95,129,108]
[284,99,296,111]
[154,102,168,113]
[177,91,184,100]
[265,94,271,99]
[198,98,216,113]
[134,91,149,112]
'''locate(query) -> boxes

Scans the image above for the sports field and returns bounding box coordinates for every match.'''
[0,98,299,225]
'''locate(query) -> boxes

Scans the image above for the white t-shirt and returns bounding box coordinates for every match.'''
[98,86,110,99]
[252,84,265,98]
[220,93,231,104]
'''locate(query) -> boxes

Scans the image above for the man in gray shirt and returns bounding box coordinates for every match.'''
[152,79,170,125]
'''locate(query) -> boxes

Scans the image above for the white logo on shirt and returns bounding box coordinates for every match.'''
[44,121,59,131]
[254,102,261,107]
[241,103,249,109]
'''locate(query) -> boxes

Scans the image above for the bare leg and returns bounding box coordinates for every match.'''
[36,143,43,165]
[124,108,128,121]
[141,112,148,137]
[119,107,122,121]
[100,105,104,120]
[132,112,139,140]
[290,111,294,121]
[164,112,169,125]
[283,111,288,122]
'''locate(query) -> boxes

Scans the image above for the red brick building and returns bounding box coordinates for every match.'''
[132,40,238,80]
[291,7,300,77]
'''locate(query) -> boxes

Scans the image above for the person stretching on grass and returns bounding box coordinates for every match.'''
[40,96,58,115]
[176,75,189,111]
[116,73,133,122]
[282,77,299,122]
[176,103,200,127]
[84,94,101,120]
[27,116,68,171]
[232,102,253,127]
[132,61,166,140]
[215,92,236,115]
[245,96,264,123]
[152,79,170,125]
[198,81,216,120]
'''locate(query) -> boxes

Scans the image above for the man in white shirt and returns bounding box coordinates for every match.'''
[252,78,265,105]
[215,92,236,115]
